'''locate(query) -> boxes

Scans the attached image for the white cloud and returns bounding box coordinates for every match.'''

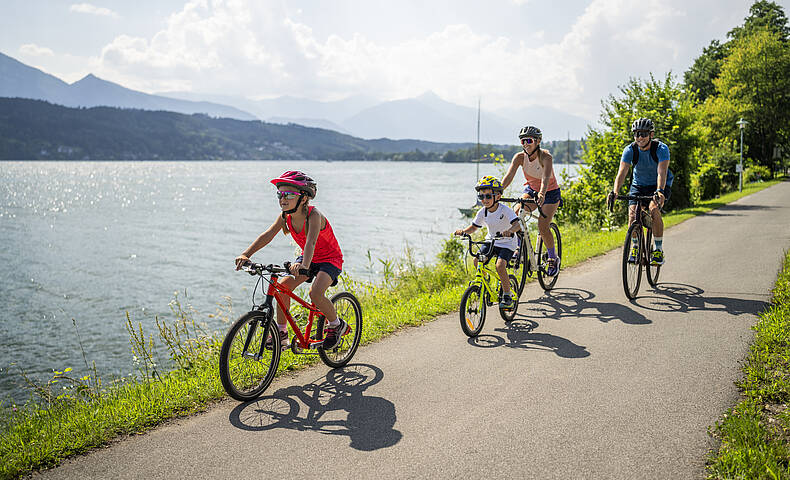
[85,0,755,120]
[70,3,120,18]
[19,44,55,57]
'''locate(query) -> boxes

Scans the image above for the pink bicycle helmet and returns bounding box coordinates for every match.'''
[270,170,317,198]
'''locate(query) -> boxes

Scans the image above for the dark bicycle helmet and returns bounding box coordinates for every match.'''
[631,118,655,132]
[270,170,317,198]
[518,125,542,140]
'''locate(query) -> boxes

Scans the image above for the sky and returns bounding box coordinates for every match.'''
[3,0,790,123]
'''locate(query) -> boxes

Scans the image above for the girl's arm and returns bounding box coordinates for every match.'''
[298,208,324,267]
[501,152,522,189]
[235,216,284,269]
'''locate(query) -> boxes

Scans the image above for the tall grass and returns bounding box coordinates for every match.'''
[0,179,781,479]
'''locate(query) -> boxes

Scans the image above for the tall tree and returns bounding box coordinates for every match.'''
[684,40,728,102]
[728,0,790,41]
[707,29,790,176]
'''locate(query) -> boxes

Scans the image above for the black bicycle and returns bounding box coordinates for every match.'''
[612,195,661,299]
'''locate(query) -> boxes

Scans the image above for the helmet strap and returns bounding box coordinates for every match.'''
[281,193,306,216]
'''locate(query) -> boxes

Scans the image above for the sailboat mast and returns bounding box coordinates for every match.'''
[476,98,480,180]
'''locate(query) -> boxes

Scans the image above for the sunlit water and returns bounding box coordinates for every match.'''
[0,160,580,403]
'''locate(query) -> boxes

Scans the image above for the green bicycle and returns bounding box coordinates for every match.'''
[457,233,519,337]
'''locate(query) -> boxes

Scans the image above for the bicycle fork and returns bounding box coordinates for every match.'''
[518,213,537,271]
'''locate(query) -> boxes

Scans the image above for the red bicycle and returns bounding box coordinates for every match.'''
[219,261,363,401]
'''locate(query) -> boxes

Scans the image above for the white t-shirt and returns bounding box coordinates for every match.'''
[472,203,519,251]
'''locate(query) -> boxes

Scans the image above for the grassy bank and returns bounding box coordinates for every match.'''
[0,179,782,479]
[706,248,790,479]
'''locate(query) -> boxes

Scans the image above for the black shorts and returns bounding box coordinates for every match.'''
[295,256,342,287]
[480,243,515,263]
[628,184,672,206]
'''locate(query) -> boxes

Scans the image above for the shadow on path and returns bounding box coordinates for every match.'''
[469,317,590,359]
[519,288,651,325]
[634,282,770,316]
[228,364,402,451]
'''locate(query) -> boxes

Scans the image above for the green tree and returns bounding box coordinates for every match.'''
[706,29,790,176]
[562,74,703,228]
[728,0,790,41]
[684,2,789,103]
[684,40,728,102]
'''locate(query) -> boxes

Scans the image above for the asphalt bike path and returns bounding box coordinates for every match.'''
[39,182,790,479]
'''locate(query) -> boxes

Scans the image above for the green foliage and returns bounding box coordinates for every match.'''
[563,74,702,228]
[705,29,790,177]
[684,40,729,103]
[691,162,722,201]
[745,164,772,182]
[728,0,790,41]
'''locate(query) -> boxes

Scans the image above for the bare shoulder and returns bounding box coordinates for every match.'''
[511,151,526,164]
[542,149,554,163]
[308,206,328,229]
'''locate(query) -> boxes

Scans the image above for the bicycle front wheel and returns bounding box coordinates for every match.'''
[318,292,363,368]
[622,223,643,299]
[645,229,661,287]
[219,311,280,401]
[537,222,562,291]
[460,284,486,337]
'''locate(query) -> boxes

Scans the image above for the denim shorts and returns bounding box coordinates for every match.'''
[627,184,672,206]
[524,186,563,206]
[295,256,342,287]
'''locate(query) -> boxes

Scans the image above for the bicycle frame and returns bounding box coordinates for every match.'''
[258,272,325,351]
[501,197,544,271]
[461,235,505,302]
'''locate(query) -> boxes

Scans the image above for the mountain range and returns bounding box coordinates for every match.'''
[1,51,590,143]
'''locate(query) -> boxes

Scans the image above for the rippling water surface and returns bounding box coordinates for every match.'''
[0,160,579,402]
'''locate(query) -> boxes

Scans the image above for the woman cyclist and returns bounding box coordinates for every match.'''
[501,125,562,276]
[234,171,347,350]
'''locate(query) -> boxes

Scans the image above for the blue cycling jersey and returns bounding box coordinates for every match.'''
[620,141,674,187]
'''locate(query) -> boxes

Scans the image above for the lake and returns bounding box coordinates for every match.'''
[0,160,581,403]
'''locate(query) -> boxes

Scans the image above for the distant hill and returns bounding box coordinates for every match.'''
[0,98,478,160]
[0,52,256,120]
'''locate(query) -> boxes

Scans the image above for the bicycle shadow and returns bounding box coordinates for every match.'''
[228,363,402,451]
[633,282,769,316]
[516,288,651,326]
[469,318,590,359]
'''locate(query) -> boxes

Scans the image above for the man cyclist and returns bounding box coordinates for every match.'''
[607,117,673,265]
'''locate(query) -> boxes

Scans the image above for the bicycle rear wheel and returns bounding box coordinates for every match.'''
[460,284,486,337]
[219,311,280,401]
[622,223,643,299]
[499,274,519,322]
[318,292,363,368]
[645,229,661,287]
[511,232,528,296]
[537,222,562,290]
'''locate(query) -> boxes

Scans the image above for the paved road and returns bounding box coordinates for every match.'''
[40,182,790,479]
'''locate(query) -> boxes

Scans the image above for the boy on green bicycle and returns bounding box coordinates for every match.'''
[454,176,521,309]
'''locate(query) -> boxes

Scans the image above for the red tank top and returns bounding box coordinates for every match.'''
[285,206,343,269]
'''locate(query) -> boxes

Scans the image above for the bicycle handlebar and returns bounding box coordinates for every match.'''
[239,261,309,277]
[457,233,510,259]
[499,197,547,218]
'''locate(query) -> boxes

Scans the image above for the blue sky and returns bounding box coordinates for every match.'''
[3,0,789,122]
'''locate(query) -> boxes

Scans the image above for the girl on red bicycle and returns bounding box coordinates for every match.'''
[235,171,346,350]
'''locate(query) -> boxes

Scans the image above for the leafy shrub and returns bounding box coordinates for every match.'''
[744,164,771,182]
[691,162,722,201]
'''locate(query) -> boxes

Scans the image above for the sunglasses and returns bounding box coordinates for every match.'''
[520,137,537,145]
[276,190,301,200]
[634,131,651,138]
[477,193,497,200]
